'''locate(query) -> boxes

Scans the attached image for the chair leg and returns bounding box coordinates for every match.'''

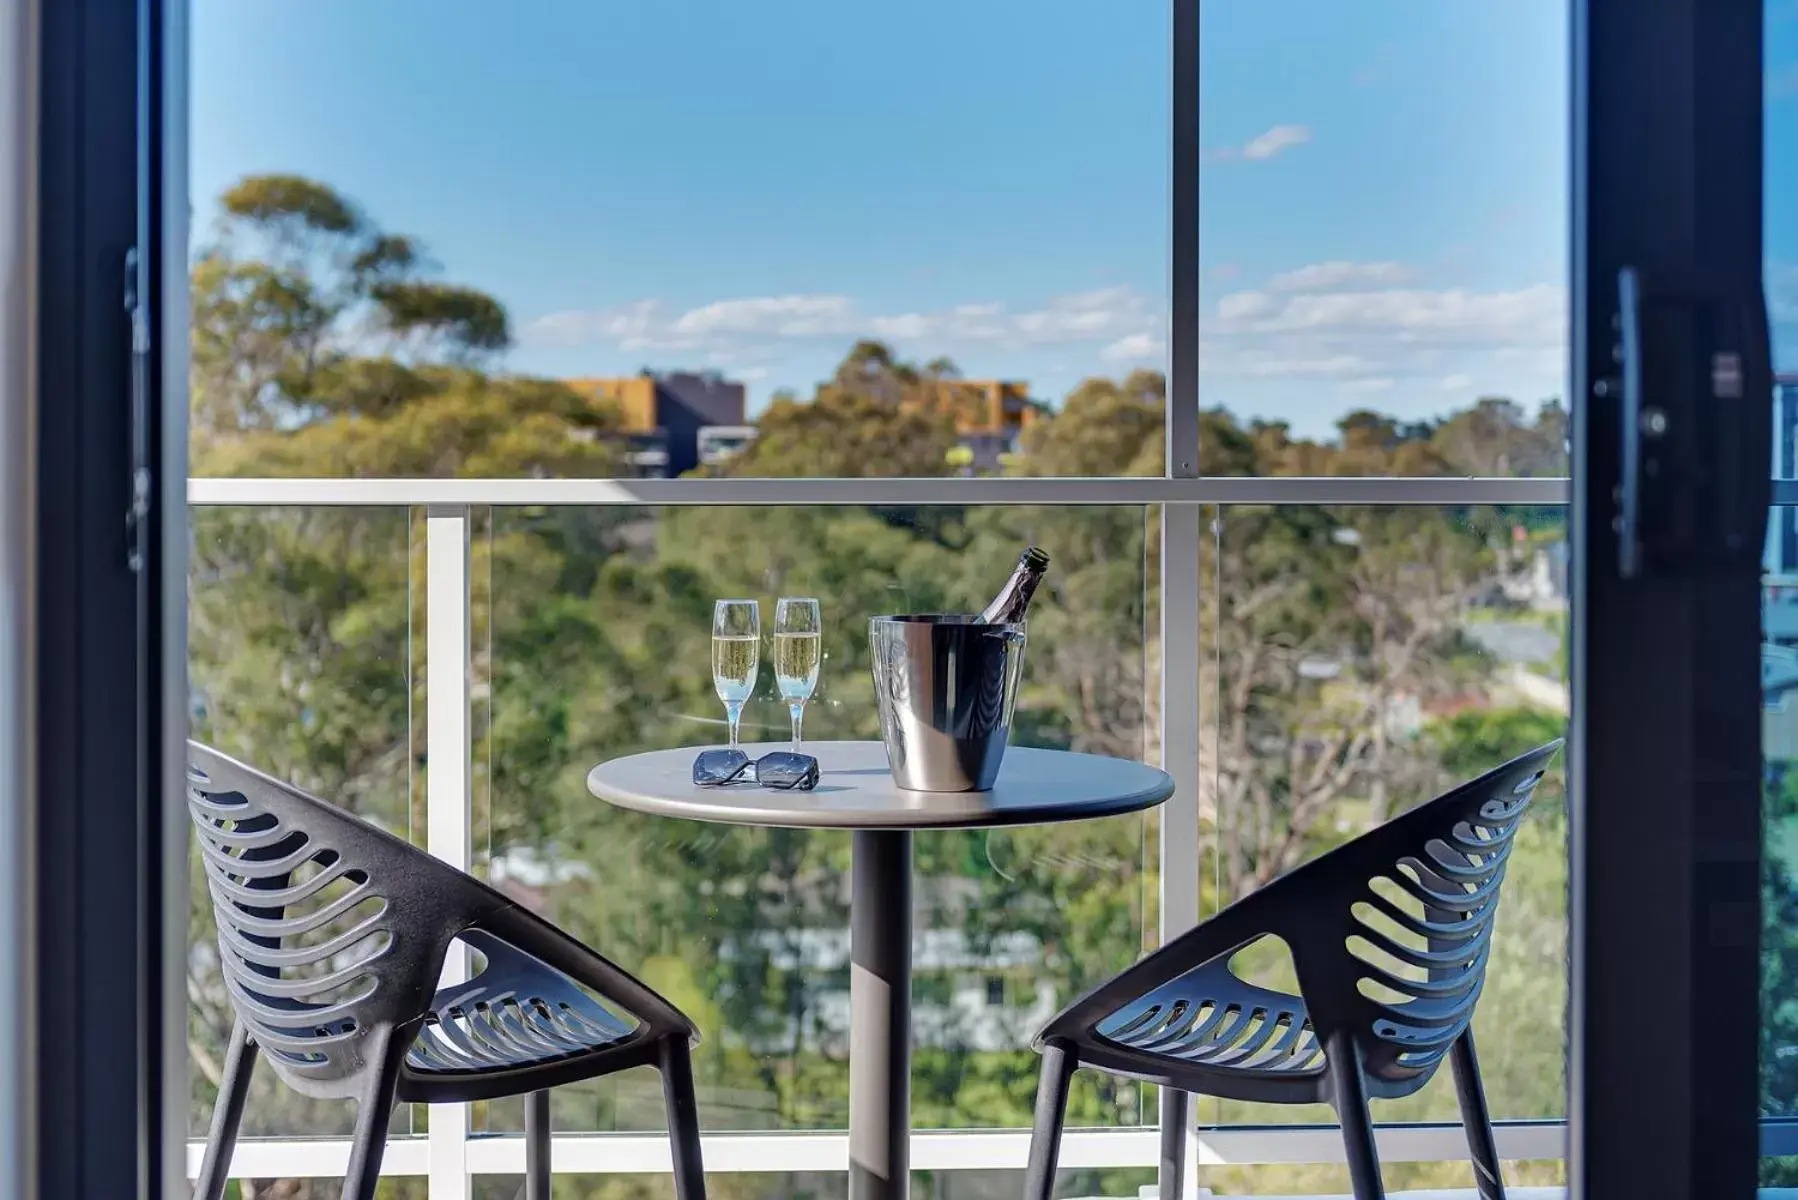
[1158,1086,1191,1200]
[526,1089,552,1200]
[194,1021,258,1200]
[1024,1041,1076,1200]
[1450,1030,1506,1200]
[1325,1032,1385,1200]
[341,1028,408,1200]
[660,1036,707,1200]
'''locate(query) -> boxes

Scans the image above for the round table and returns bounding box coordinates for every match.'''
[586,739,1174,1200]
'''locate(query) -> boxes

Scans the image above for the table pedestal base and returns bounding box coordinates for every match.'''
[849,830,912,1200]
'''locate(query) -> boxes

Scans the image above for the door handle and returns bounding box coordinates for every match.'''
[1614,265,1771,580]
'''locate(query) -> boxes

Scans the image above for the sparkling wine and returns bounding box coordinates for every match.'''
[974,546,1050,624]
[773,632,821,700]
[711,634,760,705]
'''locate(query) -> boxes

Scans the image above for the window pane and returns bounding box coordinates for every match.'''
[1770,1,1797,476]
[473,504,1156,1133]
[191,2,1168,479]
[1198,1160,1564,1197]
[1197,3,1568,476]
[1203,504,1569,1127]
[473,1169,1153,1200]
[186,507,419,1138]
[214,1182,429,1200]
[474,1175,845,1200]
[1768,7,1797,1182]
[1769,506,1798,1186]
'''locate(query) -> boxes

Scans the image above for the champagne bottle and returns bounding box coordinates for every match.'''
[974,546,1050,624]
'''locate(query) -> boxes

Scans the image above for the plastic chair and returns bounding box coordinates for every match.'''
[1024,742,1561,1200]
[186,742,707,1200]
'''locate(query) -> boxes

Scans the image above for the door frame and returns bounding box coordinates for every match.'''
[1570,0,1769,1195]
[24,0,188,1195]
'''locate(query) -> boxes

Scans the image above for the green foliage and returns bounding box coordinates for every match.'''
[1764,766,1798,1187]
[1431,707,1567,780]
[193,173,540,453]
[1014,371,1164,477]
[220,173,363,235]
[723,387,956,480]
[368,280,511,357]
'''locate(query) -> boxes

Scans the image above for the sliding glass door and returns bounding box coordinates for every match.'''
[1572,1,1770,1197]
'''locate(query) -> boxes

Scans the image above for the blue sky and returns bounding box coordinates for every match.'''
[193,2,1794,437]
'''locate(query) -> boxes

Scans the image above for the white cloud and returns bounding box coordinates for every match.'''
[1771,263,1798,323]
[1215,283,1564,345]
[1268,261,1413,292]
[671,294,854,338]
[1226,351,1379,378]
[866,313,937,341]
[523,286,1161,361]
[527,299,666,348]
[1240,124,1312,161]
[523,267,1572,412]
[1216,291,1278,321]
[1200,271,1567,403]
[1101,333,1166,362]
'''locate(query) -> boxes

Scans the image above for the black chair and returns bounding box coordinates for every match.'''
[187,742,707,1200]
[1024,742,1560,1200]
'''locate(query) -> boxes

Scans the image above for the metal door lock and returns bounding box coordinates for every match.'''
[1614,266,1771,580]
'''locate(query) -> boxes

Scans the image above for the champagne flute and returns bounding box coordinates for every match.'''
[712,599,760,747]
[773,597,821,744]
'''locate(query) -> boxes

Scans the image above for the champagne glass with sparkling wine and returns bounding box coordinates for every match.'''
[712,599,760,748]
[773,597,822,744]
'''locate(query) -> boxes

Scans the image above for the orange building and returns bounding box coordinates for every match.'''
[904,380,1041,472]
[565,372,1039,476]
[566,372,747,476]
[904,379,1040,438]
[569,375,661,433]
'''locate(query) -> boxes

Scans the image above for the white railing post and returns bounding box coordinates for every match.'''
[1163,2,1203,1194]
[425,507,472,1200]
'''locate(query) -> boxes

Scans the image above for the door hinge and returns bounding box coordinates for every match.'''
[124,247,150,574]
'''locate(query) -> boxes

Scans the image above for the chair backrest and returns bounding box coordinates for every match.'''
[1276,741,1561,1092]
[187,742,504,1100]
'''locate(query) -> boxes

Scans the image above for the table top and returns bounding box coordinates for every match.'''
[585,740,1174,831]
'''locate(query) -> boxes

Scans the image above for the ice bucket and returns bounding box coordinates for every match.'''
[868,614,1027,792]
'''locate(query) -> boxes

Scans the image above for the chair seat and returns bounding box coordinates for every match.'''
[1089,959,1325,1097]
[399,930,646,1101]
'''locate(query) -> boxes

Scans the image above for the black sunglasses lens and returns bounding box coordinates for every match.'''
[756,753,820,790]
[693,749,751,786]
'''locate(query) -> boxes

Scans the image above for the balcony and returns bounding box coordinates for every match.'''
[162,4,1798,1193]
[185,468,1583,1199]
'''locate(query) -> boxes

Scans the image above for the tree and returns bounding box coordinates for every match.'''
[724,388,955,479]
[192,173,517,447]
[716,343,959,478]
[1015,371,1164,478]
[1432,395,1569,476]
[187,177,633,1162]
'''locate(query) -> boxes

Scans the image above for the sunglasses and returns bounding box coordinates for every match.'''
[692,749,821,791]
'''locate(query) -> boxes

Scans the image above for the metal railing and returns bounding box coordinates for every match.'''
[184,472,1582,1196]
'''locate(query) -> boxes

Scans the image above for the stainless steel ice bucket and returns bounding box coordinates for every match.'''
[868,614,1027,792]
